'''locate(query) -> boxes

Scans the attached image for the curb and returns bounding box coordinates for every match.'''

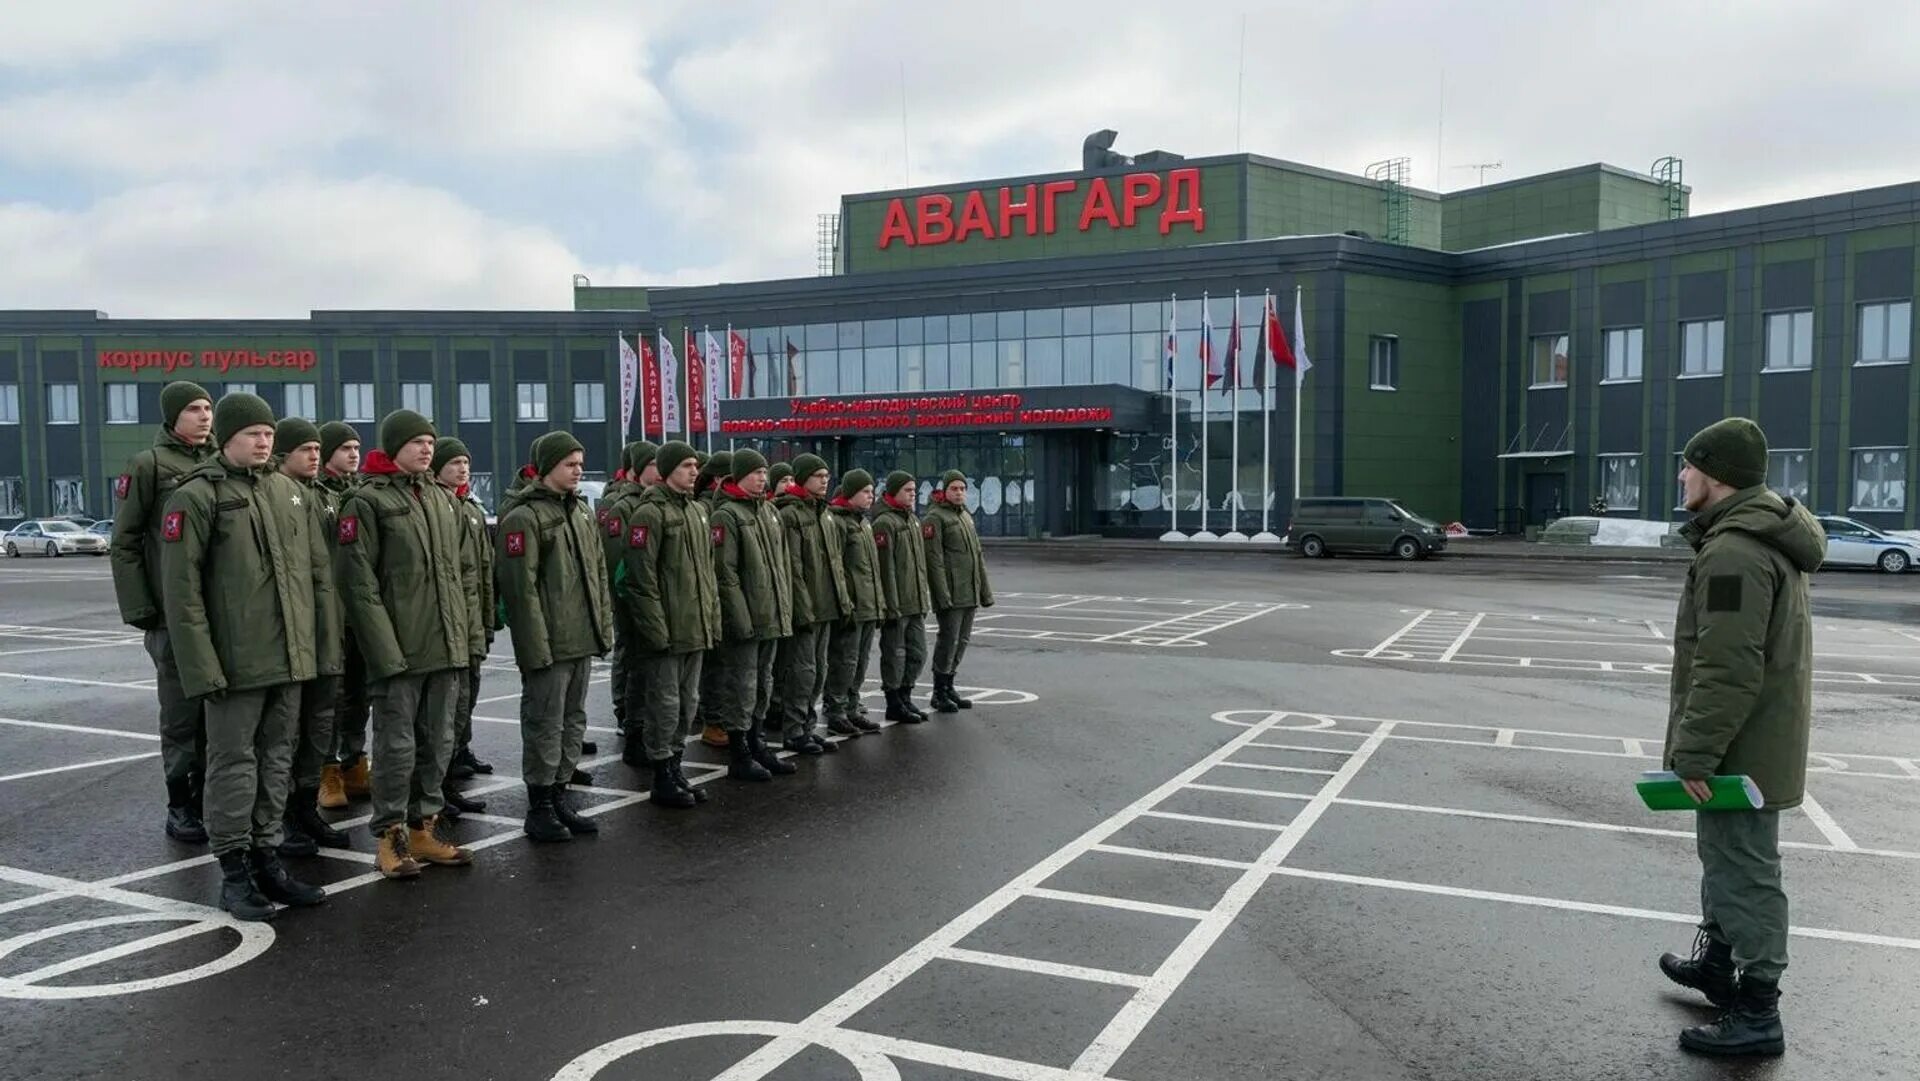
[980,537,1691,564]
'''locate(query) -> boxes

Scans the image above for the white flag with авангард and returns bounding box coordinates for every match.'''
[658,331,683,433]
[617,333,640,435]
[703,329,724,416]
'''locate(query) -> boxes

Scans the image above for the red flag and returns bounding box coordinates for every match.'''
[641,334,663,434]
[685,328,706,434]
[1267,293,1297,371]
[728,330,749,398]
[785,338,800,395]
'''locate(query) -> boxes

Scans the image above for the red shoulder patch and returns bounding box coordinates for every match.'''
[874,531,889,549]
[161,510,184,542]
[505,531,526,557]
[922,522,935,540]
[605,516,621,537]
[629,524,649,549]
[711,525,726,546]
[337,516,359,545]
[115,474,131,500]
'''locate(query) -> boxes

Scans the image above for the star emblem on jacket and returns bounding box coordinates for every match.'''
[290,493,302,506]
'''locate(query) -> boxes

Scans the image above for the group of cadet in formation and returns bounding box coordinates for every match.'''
[109,381,993,922]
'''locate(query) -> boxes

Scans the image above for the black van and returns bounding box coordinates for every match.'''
[1287,497,1447,560]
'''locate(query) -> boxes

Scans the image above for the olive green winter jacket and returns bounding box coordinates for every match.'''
[924,497,993,611]
[599,481,651,592]
[446,485,502,638]
[824,500,889,624]
[872,494,932,619]
[160,460,339,699]
[775,491,850,627]
[1663,486,1826,810]
[112,428,215,629]
[294,474,345,677]
[711,485,795,642]
[616,484,722,655]
[496,484,615,671]
[334,461,484,681]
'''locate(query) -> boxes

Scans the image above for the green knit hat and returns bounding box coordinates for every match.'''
[629,440,660,479]
[1683,418,1768,490]
[161,381,213,429]
[838,468,875,499]
[697,451,733,490]
[883,470,914,497]
[792,453,830,482]
[729,448,768,479]
[620,440,649,475]
[657,441,700,479]
[273,417,321,456]
[431,436,472,474]
[213,392,276,449]
[940,469,967,488]
[768,461,795,489]
[531,430,585,478]
[379,409,436,459]
[319,421,360,463]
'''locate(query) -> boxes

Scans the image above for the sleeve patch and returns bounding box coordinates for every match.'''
[629,524,649,549]
[711,525,726,546]
[605,516,622,537]
[505,531,526,557]
[874,531,889,548]
[1706,575,1743,613]
[922,522,935,540]
[115,474,131,500]
[161,510,184,542]
[337,516,359,545]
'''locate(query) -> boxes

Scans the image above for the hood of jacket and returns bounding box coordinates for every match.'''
[1685,486,1826,573]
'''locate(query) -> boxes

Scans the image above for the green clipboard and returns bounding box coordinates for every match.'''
[1636,770,1763,811]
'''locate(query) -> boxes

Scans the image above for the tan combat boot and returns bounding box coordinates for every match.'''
[701,724,729,748]
[375,824,421,879]
[317,764,348,810]
[342,756,372,800]
[408,816,473,866]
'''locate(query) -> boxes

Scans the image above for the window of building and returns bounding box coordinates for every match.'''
[1369,336,1400,390]
[342,382,375,423]
[1768,449,1811,503]
[1858,300,1912,365]
[1529,334,1569,387]
[1680,319,1725,376]
[1598,454,1641,512]
[1852,447,1906,512]
[1763,310,1814,371]
[469,472,494,510]
[0,384,17,424]
[46,383,79,424]
[0,476,21,517]
[516,382,548,422]
[106,383,141,424]
[284,383,317,420]
[50,477,85,517]
[400,382,434,420]
[1602,327,1644,382]
[573,382,605,422]
[459,382,491,421]
[1675,453,1689,512]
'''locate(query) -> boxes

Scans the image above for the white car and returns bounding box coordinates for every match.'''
[4,519,110,558]
[1816,515,1920,573]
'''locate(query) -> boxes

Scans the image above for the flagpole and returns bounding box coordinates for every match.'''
[1159,293,1183,542]
[725,323,736,453]
[1293,285,1305,508]
[1252,292,1281,543]
[1193,292,1218,542]
[1223,290,1248,542]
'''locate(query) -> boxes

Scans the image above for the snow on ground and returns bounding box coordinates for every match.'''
[1591,518,1677,547]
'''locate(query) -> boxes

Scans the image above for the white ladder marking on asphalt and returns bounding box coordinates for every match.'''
[1022,888,1209,921]
[1138,809,1288,832]
[0,751,160,784]
[1799,793,1859,851]
[0,716,159,741]
[937,947,1151,988]
[1089,601,1240,643]
[1435,612,1485,663]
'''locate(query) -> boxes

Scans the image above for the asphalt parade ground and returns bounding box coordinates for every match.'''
[2,550,1918,1080]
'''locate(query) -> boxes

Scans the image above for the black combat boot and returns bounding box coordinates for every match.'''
[898,686,930,722]
[291,788,352,849]
[216,849,275,921]
[1680,975,1785,1056]
[581,740,598,756]
[277,810,320,857]
[440,785,488,817]
[622,736,647,766]
[728,730,772,782]
[462,746,495,775]
[784,733,825,756]
[930,676,960,714]
[670,754,709,802]
[946,673,973,709]
[747,728,798,775]
[446,745,477,780]
[165,778,209,843]
[522,784,571,843]
[570,767,593,786]
[551,783,600,836]
[1659,930,1736,1007]
[251,847,326,907]
[649,760,696,809]
[884,688,914,723]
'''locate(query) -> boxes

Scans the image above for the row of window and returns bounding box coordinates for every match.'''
[0,381,608,427]
[1537,300,1913,387]
[0,471,515,520]
[1593,447,1905,513]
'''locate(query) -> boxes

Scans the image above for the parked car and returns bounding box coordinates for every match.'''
[87,519,115,538]
[4,519,110,557]
[1287,497,1448,560]
[1815,515,1920,573]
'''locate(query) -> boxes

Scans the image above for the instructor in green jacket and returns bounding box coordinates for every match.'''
[709,448,798,781]
[924,470,993,713]
[1657,417,1824,1058]
[162,393,333,920]
[872,471,931,724]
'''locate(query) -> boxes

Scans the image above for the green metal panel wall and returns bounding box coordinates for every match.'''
[1244,162,1441,248]
[1340,274,1463,520]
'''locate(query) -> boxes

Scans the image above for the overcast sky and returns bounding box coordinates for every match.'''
[2,2,1915,318]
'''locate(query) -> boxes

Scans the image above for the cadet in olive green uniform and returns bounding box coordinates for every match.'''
[1657,418,1824,1058]
[709,448,798,781]
[617,442,722,808]
[823,470,889,735]
[925,470,994,713]
[694,451,735,749]
[271,418,352,856]
[335,410,484,879]
[598,441,647,740]
[112,380,216,842]
[498,432,617,841]
[872,471,932,724]
[767,461,796,500]
[759,461,796,740]
[773,454,849,753]
[317,421,377,808]
[433,437,498,815]
[162,394,334,920]
[602,442,660,764]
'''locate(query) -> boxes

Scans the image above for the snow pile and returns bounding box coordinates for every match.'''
[1591,518,1679,547]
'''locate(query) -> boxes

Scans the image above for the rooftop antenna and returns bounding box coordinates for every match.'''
[571,274,591,287]
[1454,161,1503,186]
[899,61,911,187]
[1235,14,1247,152]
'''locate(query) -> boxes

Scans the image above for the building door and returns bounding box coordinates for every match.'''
[1526,471,1567,526]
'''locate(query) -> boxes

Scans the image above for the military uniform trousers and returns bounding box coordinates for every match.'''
[824,620,876,723]
[775,622,831,739]
[144,627,207,791]
[368,669,461,834]
[716,639,779,732]
[696,645,724,727]
[520,657,593,787]
[933,607,976,675]
[292,675,340,790]
[453,653,485,752]
[609,627,630,735]
[635,650,704,762]
[331,634,372,764]
[1695,809,1789,982]
[879,615,928,690]
[203,684,302,856]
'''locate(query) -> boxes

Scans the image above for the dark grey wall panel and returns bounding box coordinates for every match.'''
[1528,290,1571,332]
[1673,378,1723,439]
[1855,247,1913,301]
[513,350,548,379]
[41,349,77,380]
[1849,364,1909,446]
[1599,281,1644,327]
[1755,372,1813,449]
[570,349,606,381]
[397,349,433,381]
[1460,297,1502,527]
[337,349,374,382]
[455,350,492,381]
[1677,271,1727,319]
[1730,248,1757,416]
[1597,384,1642,451]
[1817,236,1847,514]
[1761,261,1814,310]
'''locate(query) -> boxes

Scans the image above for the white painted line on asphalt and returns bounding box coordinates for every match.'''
[0,751,159,784]
[1088,601,1239,644]
[1022,887,1209,921]
[1214,762,1338,776]
[1138,809,1287,832]
[0,641,146,659]
[0,671,155,690]
[1243,741,1355,756]
[1182,782,1312,802]
[1089,844,1255,871]
[1799,793,1860,851]
[471,713,622,737]
[1363,610,1435,659]
[938,947,1151,988]
[0,716,159,741]
[1435,612,1485,663]
[1155,604,1286,646]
